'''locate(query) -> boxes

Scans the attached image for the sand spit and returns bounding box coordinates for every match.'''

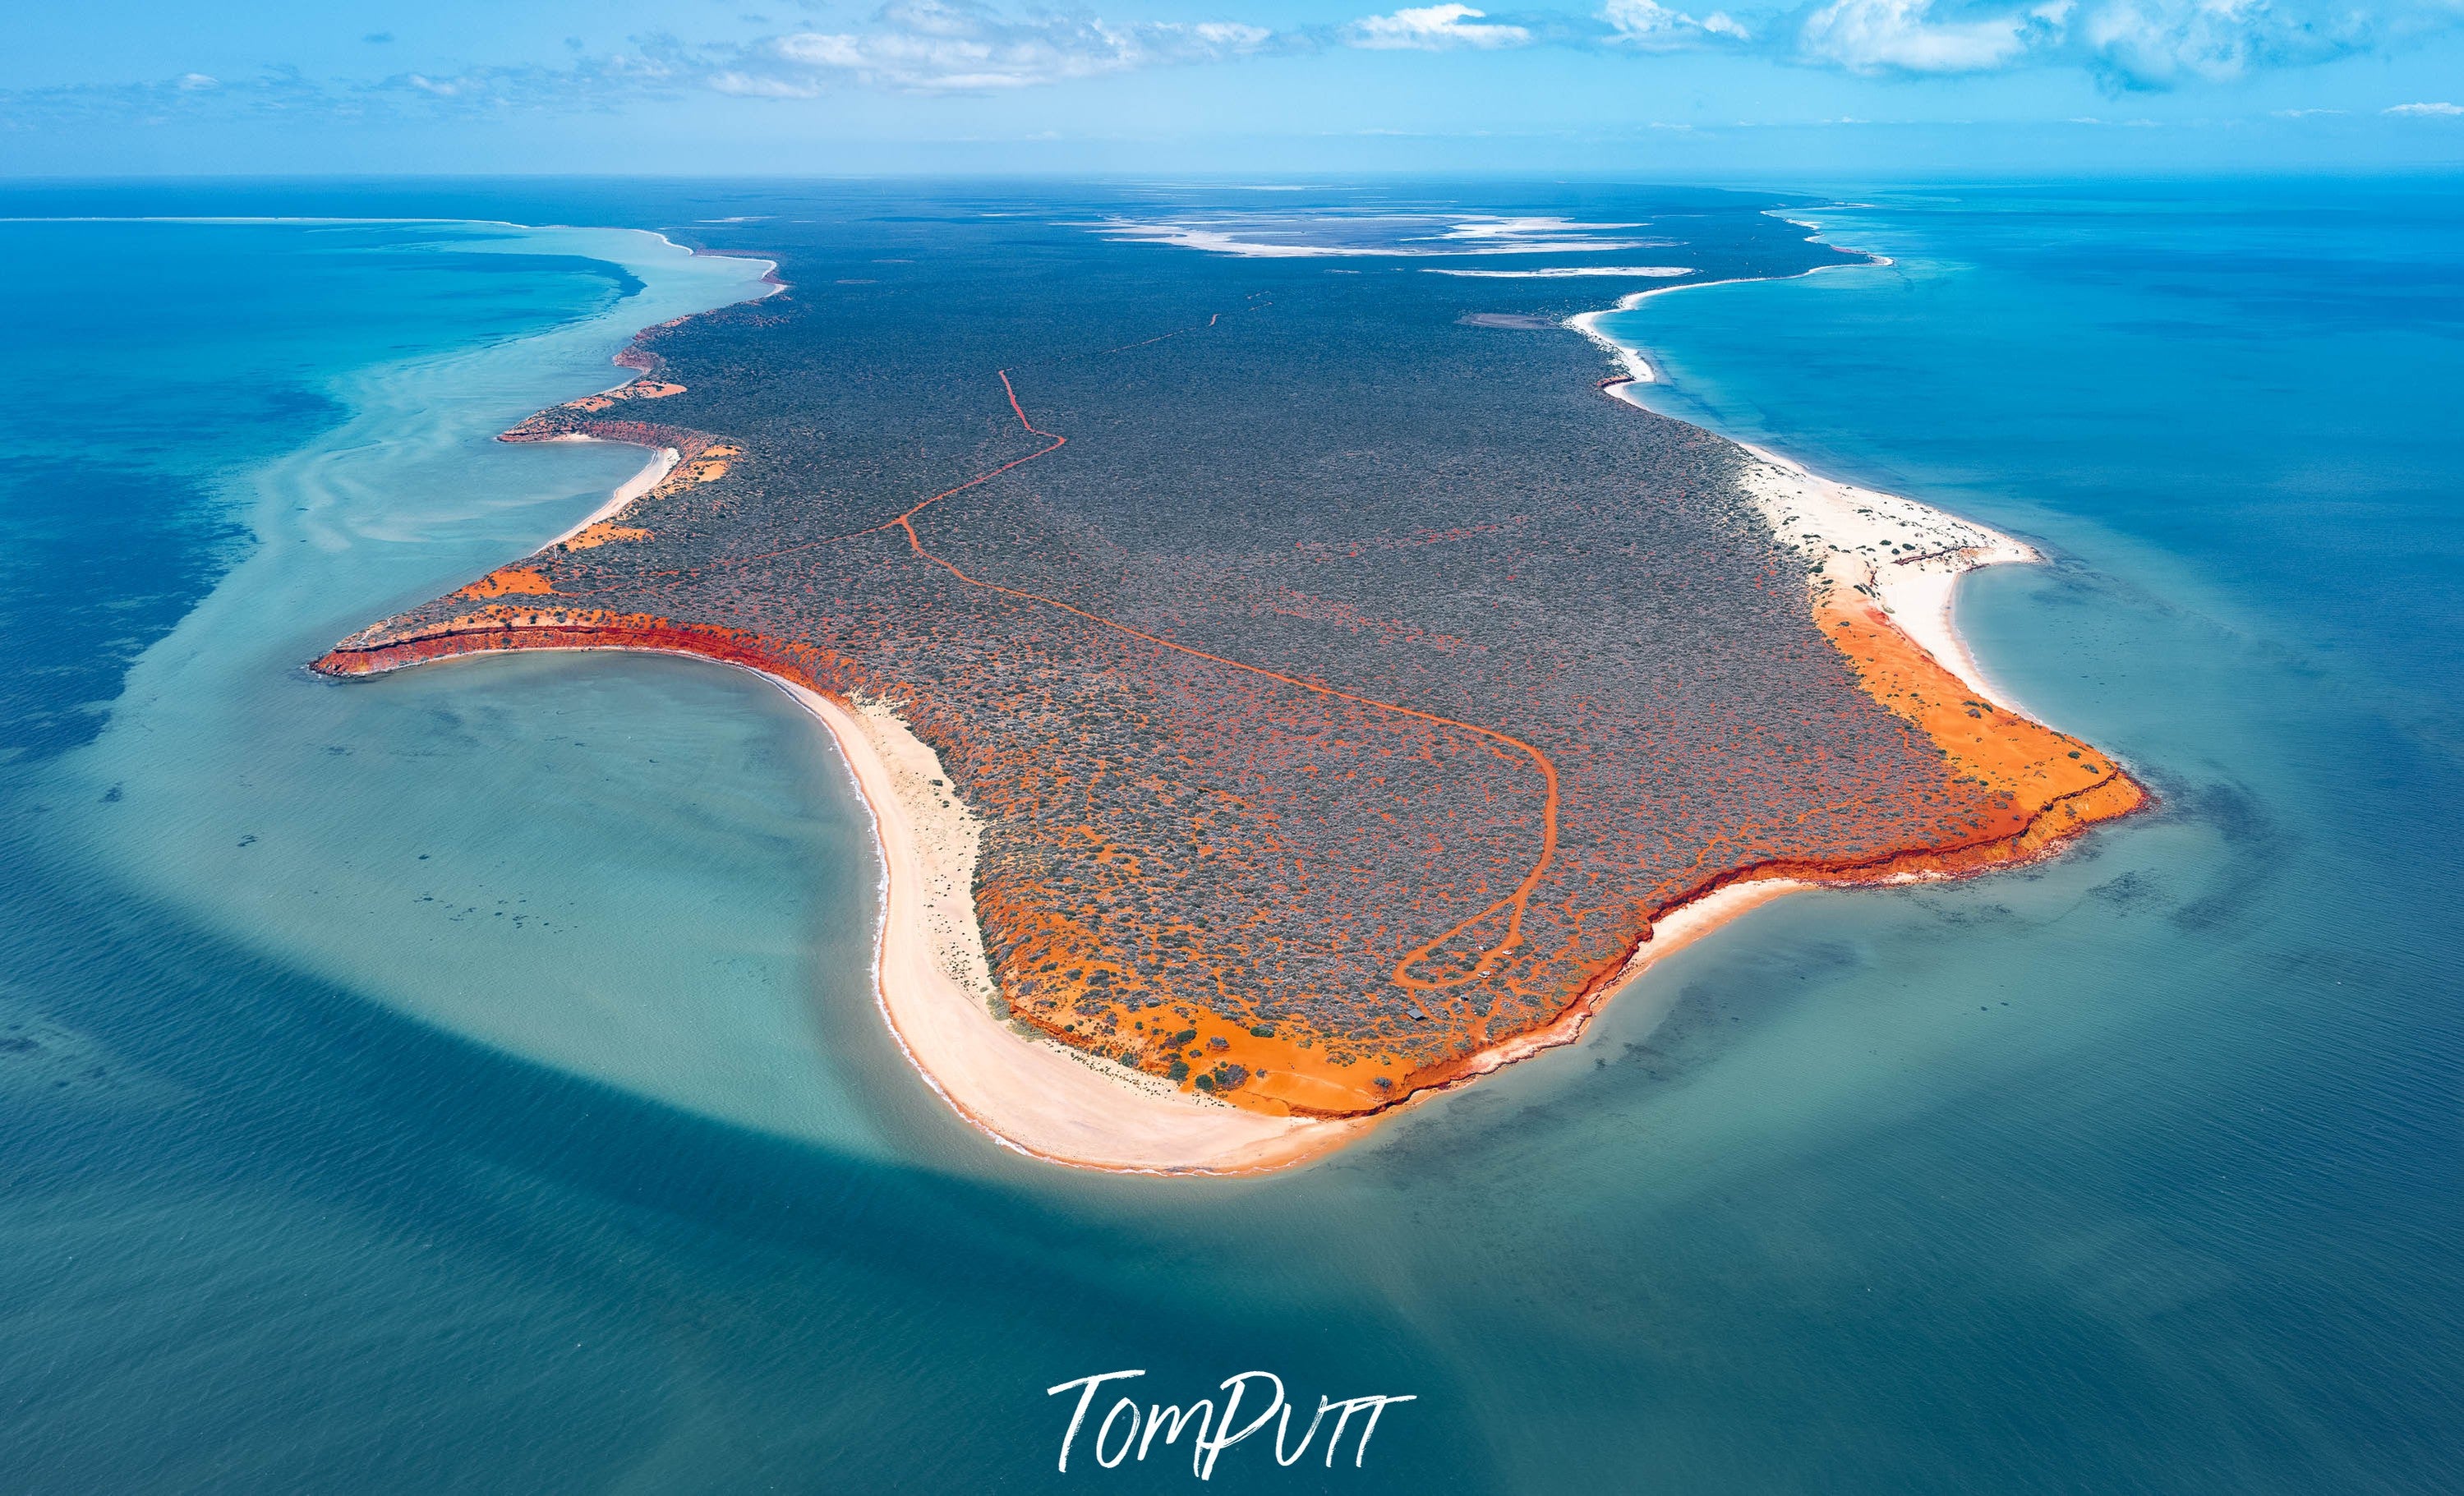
[1731,443,2033,711]
[1428,266,1694,279]
[1576,270,2035,711]
[319,628,1356,1173]
[1566,258,1887,387]
[776,680,1361,1174]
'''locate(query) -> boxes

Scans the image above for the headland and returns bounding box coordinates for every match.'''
[312,200,2144,1172]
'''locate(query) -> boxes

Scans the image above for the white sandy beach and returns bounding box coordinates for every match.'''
[545,444,679,547]
[1730,443,2035,710]
[1565,257,1891,387]
[1573,275,2038,711]
[772,680,1364,1174]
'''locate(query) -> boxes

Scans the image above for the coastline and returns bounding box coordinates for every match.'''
[313,243,2141,1177]
[1567,256,1888,387]
[325,634,1362,1174]
[1576,264,2039,714]
[1367,272,2144,1118]
[1398,878,1808,1103]
[545,444,679,548]
[772,677,1363,1174]
[328,638,1803,1174]
[1731,439,2033,711]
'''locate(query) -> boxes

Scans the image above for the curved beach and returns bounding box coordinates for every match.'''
[776,678,1364,1174]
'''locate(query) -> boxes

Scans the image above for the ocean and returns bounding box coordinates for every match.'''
[1,181,2457,1493]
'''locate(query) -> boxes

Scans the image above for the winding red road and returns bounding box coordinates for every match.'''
[895,369,1563,1000]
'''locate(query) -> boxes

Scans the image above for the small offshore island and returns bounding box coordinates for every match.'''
[314,198,2143,1172]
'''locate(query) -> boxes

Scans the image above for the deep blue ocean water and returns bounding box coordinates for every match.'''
[0,221,640,763]
[1,182,2457,1493]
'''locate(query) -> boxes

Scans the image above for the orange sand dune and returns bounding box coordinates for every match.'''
[454,566,556,600]
[561,522,654,551]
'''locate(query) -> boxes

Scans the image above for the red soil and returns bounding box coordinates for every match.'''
[315,328,2146,1123]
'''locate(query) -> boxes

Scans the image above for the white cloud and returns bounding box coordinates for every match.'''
[708,70,822,97]
[1346,4,1534,49]
[1798,0,2064,71]
[12,0,2464,122]
[1193,21,1276,44]
[2075,0,2346,85]
[1791,0,2443,85]
[1600,0,1749,47]
[735,0,1275,91]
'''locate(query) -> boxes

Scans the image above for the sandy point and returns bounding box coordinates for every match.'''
[546,445,679,548]
[765,677,1817,1174]
[771,678,1366,1176]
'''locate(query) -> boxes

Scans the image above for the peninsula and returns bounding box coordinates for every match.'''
[314,198,2143,1171]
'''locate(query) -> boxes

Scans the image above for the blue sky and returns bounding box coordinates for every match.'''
[3,0,2461,174]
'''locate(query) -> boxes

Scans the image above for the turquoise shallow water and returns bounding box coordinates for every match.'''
[27,225,913,1153]
[2,184,2459,1493]
[0,220,640,763]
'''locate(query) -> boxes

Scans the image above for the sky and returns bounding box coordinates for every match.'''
[2,0,2461,176]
